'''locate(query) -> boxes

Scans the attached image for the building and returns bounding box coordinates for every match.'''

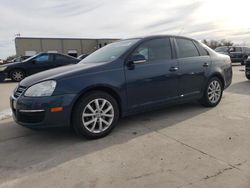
[15,37,119,57]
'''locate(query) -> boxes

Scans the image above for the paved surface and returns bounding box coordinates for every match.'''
[0,65,249,188]
[0,80,17,111]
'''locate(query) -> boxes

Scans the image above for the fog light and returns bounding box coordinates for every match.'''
[50,107,63,112]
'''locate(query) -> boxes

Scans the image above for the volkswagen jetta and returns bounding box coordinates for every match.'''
[10,35,232,139]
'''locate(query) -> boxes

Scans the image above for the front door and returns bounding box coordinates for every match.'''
[29,54,54,75]
[125,37,179,111]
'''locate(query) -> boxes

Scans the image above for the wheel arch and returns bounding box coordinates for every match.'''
[8,68,26,78]
[208,72,225,89]
[70,85,123,126]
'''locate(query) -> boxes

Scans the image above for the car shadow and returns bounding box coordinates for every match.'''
[232,64,243,67]
[0,79,17,84]
[226,80,250,96]
[0,102,211,182]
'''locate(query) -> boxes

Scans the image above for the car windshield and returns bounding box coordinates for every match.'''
[80,39,139,64]
[22,53,41,63]
[215,47,228,52]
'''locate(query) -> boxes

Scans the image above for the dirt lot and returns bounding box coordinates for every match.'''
[0,65,249,188]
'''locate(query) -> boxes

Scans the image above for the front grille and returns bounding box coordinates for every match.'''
[14,85,27,98]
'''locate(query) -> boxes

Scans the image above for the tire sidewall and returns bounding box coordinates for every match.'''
[72,91,119,139]
[204,77,223,107]
[246,74,250,80]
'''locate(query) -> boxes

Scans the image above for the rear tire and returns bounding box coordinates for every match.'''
[10,70,25,82]
[72,91,119,139]
[241,57,248,65]
[200,77,223,107]
[246,74,250,80]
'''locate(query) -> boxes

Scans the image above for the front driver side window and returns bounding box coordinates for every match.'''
[34,54,49,63]
[133,47,149,60]
[132,38,172,63]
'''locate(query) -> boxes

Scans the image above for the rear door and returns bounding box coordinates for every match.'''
[175,37,211,99]
[125,37,179,111]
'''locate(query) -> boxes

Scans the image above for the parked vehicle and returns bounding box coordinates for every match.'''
[215,46,250,65]
[0,53,80,82]
[245,56,250,80]
[77,54,89,60]
[10,35,232,139]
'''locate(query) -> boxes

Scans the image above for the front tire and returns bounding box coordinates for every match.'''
[72,91,119,139]
[200,77,223,107]
[10,70,25,82]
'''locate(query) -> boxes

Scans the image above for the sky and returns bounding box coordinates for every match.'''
[0,0,250,59]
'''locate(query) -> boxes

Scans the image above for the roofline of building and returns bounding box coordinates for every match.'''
[15,37,120,40]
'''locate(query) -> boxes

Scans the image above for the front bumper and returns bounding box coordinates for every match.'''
[230,58,243,63]
[0,72,7,82]
[10,94,77,129]
[246,67,250,75]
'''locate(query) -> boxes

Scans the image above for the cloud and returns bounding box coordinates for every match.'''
[0,0,250,58]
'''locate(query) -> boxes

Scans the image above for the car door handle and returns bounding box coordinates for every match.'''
[169,67,178,72]
[203,62,209,67]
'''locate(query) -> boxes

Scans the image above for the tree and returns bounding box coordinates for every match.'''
[201,39,234,49]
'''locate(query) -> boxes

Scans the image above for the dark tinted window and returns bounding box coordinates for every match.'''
[244,47,250,54]
[194,42,209,56]
[176,38,199,58]
[215,47,229,52]
[230,47,242,52]
[235,47,242,52]
[34,54,49,63]
[55,54,71,62]
[132,38,172,62]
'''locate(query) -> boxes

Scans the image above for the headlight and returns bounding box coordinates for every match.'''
[0,66,7,71]
[24,80,57,97]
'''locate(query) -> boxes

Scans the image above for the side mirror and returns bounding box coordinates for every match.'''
[130,54,146,64]
[229,48,234,53]
[31,59,36,64]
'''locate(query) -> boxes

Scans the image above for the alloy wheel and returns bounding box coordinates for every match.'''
[207,80,221,104]
[12,71,24,81]
[82,98,114,134]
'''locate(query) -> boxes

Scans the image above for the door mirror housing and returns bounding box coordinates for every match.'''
[130,54,146,64]
[228,47,235,53]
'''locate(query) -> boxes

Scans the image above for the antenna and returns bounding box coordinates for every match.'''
[178,27,184,35]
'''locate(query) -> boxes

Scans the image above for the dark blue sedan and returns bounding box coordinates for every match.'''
[10,35,232,139]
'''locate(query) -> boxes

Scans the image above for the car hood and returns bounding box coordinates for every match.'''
[0,61,22,68]
[20,62,106,87]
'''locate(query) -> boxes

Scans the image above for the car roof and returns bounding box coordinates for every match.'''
[37,52,78,59]
[126,35,199,42]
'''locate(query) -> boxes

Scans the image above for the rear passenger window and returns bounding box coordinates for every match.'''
[194,42,209,56]
[132,38,172,62]
[55,54,70,61]
[235,47,242,52]
[176,38,199,58]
